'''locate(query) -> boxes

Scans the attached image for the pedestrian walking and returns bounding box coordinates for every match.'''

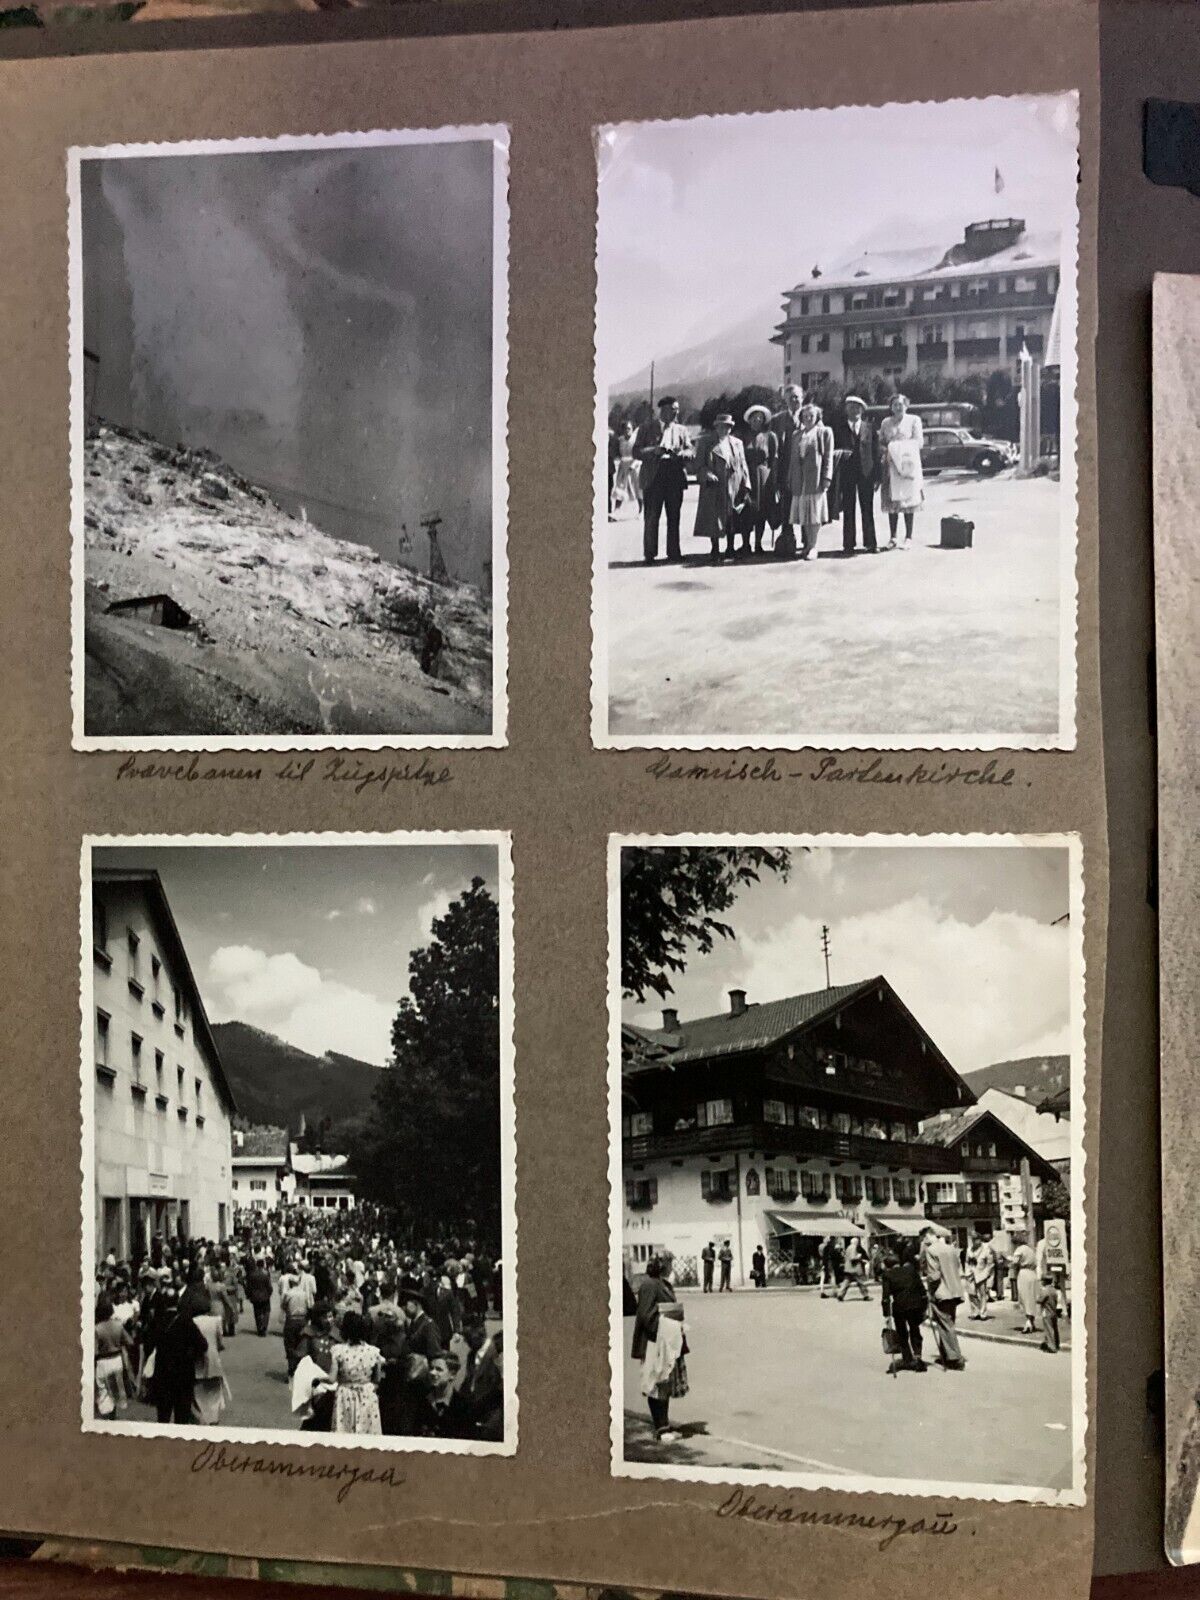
[880,1239,928,1374]
[701,1241,716,1294]
[246,1259,273,1336]
[612,420,642,513]
[919,1226,966,1370]
[279,1262,315,1377]
[718,1240,733,1292]
[967,1234,996,1320]
[836,1234,870,1301]
[819,1235,844,1298]
[1038,1276,1062,1353]
[94,1296,134,1419]
[329,1312,385,1435]
[751,1244,767,1288]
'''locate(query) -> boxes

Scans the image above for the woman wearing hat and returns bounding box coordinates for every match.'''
[693,411,750,563]
[740,404,779,556]
[785,402,835,561]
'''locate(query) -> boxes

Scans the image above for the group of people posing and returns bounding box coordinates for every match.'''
[92,1202,504,1442]
[609,385,926,566]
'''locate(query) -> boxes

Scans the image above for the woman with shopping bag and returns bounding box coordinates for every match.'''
[879,1237,929,1374]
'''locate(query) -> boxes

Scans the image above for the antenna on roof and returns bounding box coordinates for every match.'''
[820,925,832,990]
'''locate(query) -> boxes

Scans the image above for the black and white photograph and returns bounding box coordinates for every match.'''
[593,94,1079,749]
[71,130,509,749]
[610,835,1085,1501]
[82,832,516,1452]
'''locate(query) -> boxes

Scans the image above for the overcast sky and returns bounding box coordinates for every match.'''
[623,844,1073,1074]
[95,842,499,1066]
[82,137,498,588]
[597,92,1078,391]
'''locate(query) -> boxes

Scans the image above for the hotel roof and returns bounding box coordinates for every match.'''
[788,226,1061,298]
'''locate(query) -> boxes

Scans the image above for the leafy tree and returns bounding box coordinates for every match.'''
[621,846,791,1003]
[1038,1178,1071,1220]
[350,878,502,1244]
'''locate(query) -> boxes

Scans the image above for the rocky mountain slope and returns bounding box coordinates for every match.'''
[83,421,494,738]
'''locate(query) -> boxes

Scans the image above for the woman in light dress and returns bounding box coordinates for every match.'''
[612,420,642,513]
[329,1310,385,1435]
[879,392,924,549]
[785,402,835,561]
[1011,1240,1039,1335]
[187,1282,232,1426]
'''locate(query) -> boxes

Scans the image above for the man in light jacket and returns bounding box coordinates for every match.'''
[919,1226,966,1370]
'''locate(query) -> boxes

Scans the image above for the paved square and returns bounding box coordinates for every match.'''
[599,471,1065,743]
[621,1287,1073,1489]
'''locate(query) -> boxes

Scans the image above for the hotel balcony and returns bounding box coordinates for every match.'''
[1007,333,1045,355]
[843,345,906,369]
[781,286,1055,331]
[624,1120,950,1174]
[953,337,1001,359]
[916,341,949,362]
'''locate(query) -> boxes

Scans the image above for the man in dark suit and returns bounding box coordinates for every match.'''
[836,394,880,554]
[768,383,805,557]
[633,395,694,564]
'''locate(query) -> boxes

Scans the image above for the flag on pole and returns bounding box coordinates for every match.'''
[994,165,1005,195]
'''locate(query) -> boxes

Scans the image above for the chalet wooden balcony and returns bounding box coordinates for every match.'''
[926,1199,1000,1223]
[623,1121,950,1174]
[960,1155,1020,1175]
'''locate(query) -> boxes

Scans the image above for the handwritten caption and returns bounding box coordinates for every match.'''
[647,753,1018,788]
[191,1442,406,1504]
[716,1488,960,1550]
[115,752,452,794]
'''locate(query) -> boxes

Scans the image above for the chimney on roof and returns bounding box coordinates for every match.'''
[662,1007,679,1032]
[728,989,747,1018]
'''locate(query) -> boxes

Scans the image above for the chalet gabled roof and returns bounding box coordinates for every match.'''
[624,976,975,1108]
[916,1104,1058,1180]
[93,866,237,1117]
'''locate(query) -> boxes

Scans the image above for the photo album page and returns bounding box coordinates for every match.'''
[0,2,1109,1598]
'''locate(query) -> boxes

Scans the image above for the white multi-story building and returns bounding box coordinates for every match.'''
[90,867,236,1262]
[773,217,1061,393]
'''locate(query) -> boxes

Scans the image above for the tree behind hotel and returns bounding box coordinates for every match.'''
[351,877,501,1243]
[621,846,790,1003]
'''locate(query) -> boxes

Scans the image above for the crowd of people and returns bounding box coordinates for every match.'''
[607,385,927,566]
[628,1223,1068,1443]
[93,1200,505,1442]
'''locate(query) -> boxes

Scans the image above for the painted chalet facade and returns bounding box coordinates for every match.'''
[916,1103,1062,1249]
[620,976,976,1287]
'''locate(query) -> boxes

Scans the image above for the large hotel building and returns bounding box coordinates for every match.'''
[91,866,236,1262]
[772,217,1061,393]
[621,976,1060,1286]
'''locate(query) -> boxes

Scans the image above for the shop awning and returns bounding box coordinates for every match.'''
[767,1211,863,1238]
[865,1214,929,1236]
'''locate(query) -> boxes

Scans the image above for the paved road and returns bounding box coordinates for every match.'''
[599,469,1064,743]
[621,1287,1074,1490]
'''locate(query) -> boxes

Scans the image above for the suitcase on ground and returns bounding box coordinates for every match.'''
[940,515,974,549]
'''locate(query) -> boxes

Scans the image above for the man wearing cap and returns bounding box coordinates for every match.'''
[769,383,805,557]
[694,412,750,563]
[836,395,880,555]
[633,395,694,564]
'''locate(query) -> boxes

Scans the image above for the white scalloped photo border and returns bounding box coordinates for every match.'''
[67,127,510,752]
[589,92,1083,752]
[79,829,518,1457]
[606,831,1087,1505]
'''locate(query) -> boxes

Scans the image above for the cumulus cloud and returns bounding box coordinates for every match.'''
[206,945,393,1065]
[415,887,457,940]
[631,895,1071,1075]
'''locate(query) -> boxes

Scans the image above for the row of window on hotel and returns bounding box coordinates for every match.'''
[625,1173,922,1207]
[94,1011,207,1125]
[790,271,1056,319]
[94,904,192,1031]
